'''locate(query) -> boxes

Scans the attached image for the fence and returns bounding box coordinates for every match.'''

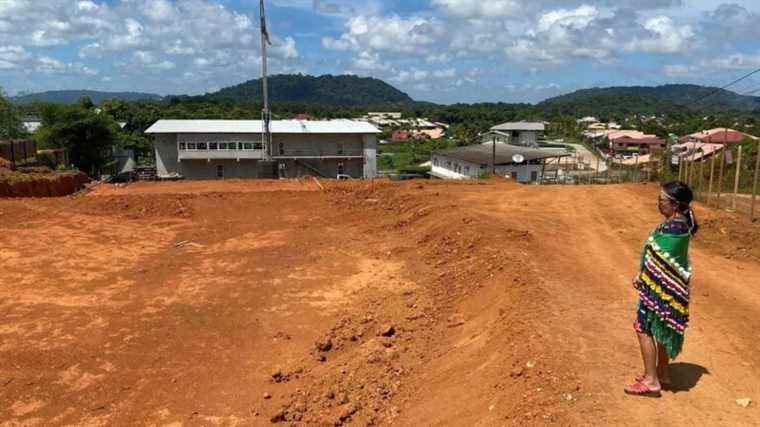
[678,141,760,221]
[0,139,37,167]
[561,141,760,222]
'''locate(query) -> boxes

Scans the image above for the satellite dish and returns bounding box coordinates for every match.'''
[512,154,525,163]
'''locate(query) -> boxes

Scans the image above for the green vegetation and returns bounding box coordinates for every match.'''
[378,138,457,172]
[12,75,760,177]
[11,90,162,105]
[539,84,760,116]
[35,99,121,177]
[1,88,28,139]
[199,74,414,106]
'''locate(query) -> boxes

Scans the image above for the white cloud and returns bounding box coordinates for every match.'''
[536,5,599,33]
[702,53,760,70]
[323,14,445,55]
[663,64,698,77]
[432,68,457,79]
[432,0,522,18]
[625,16,695,54]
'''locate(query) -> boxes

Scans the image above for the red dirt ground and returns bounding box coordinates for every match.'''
[1,179,759,425]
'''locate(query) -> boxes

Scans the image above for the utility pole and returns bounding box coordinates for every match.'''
[260,0,272,160]
[492,136,496,176]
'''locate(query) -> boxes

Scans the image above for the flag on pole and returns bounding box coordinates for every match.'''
[260,0,271,45]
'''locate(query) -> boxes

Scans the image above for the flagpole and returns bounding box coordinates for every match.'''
[260,0,272,160]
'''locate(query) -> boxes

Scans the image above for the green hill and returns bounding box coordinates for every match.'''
[12,90,162,105]
[539,84,760,116]
[201,74,414,106]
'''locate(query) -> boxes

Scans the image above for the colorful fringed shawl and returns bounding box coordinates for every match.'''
[637,220,692,359]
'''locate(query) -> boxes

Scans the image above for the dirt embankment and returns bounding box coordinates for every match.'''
[0,167,89,198]
[1,180,759,426]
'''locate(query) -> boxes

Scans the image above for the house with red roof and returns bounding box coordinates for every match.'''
[679,128,757,145]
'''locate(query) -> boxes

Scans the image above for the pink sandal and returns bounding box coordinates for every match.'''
[624,380,662,398]
[635,375,671,389]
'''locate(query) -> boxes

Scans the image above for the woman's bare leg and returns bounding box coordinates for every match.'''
[636,332,661,390]
[656,343,671,384]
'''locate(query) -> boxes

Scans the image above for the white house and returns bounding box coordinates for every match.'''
[480,122,545,147]
[145,119,380,180]
[430,143,569,183]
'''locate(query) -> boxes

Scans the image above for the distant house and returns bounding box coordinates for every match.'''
[483,122,546,147]
[577,116,599,125]
[294,113,313,121]
[368,112,402,120]
[671,142,725,163]
[392,130,411,141]
[611,136,666,155]
[430,143,569,183]
[679,128,757,145]
[145,119,380,180]
[22,117,42,133]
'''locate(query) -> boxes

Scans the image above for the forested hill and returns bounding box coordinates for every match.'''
[12,90,162,105]
[539,84,760,116]
[199,74,415,106]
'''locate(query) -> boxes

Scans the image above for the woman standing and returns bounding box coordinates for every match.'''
[625,181,698,397]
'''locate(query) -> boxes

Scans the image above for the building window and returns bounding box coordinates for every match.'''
[209,142,218,150]
[187,143,197,150]
[198,142,207,150]
[179,142,186,150]
[279,142,285,155]
[253,142,263,150]
[243,142,253,150]
[337,143,344,155]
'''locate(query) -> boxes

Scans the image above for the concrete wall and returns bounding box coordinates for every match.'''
[153,132,377,179]
[362,135,377,178]
[154,134,179,177]
[480,131,540,147]
[272,134,364,157]
[431,153,544,183]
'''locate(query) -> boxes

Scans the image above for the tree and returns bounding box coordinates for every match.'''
[36,103,120,177]
[0,88,28,139]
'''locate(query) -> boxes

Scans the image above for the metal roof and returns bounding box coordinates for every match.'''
[491,122,545,132]
[145,119,380,134]
[434,144,569,165]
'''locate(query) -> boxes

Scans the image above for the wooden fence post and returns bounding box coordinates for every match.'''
[699,157,705,200]
[751,141,760,221]
[717,150,725,208]
[635,155,640,182]
[708,152,716,206]
[732,145,743,212]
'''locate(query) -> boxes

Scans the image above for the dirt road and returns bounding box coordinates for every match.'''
[1,180,758,425]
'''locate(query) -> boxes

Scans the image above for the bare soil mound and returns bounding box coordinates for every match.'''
[1,180,758,425]
[0,168,89,198]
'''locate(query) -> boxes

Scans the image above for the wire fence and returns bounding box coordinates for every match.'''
[557,141,760,222]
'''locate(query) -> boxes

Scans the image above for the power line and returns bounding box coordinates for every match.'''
[691,67,760,105]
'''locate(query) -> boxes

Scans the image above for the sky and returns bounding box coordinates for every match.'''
[2,0,760,103]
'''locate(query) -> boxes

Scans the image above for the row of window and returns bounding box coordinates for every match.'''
[433,157,470,174]
[179,142,263,151]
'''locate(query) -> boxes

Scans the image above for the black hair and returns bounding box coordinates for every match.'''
[662,181,699,236]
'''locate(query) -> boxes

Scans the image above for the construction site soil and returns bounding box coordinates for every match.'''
[1,179,759,426]
[0,167,89,198]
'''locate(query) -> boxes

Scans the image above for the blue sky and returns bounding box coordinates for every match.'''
[2,0,760,103]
